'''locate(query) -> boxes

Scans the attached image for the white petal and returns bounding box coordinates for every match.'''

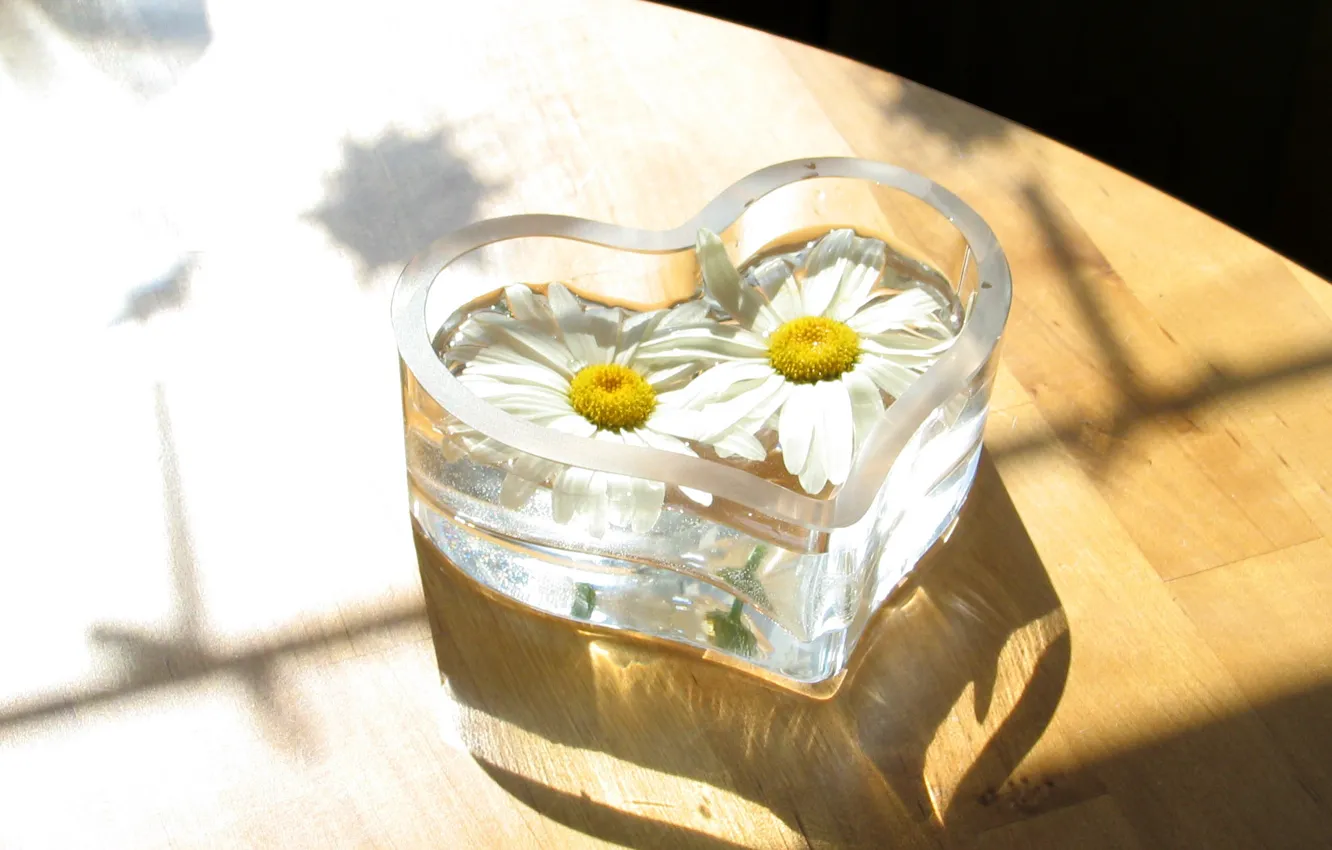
[586,476,609,537]
[798,434,828,495]
[769,278,802,323]
[552,464,607,528]
[584,306,625,353]
[631,478,666,532]
[829,239,888,321]
[562,330,604,368]
[459,435,511,465]
[546,282,582,325]
[844,370,885,450]
[593,432,634,529]
[711,428,766,462]
[643,361,697,389]
[696,228,743,312]
[697,228,770,330]
[615,309,667,365]
[550,472,580,523]
[634,325,770,363]
[466,344,549,368]
[546,413,598,438]
[547,283,618,366]
[657,360,775,408]
[461,379,568,408]
[620,430,666,532]
[752,306,782,335]
[694,372,786,439]
[746,256,792,296]
[637,428,688,454]
[594,429,624,447]
[644,407,705,440]
[800,229,855,317]
[819,381,854,486]
[494,400,574,419]
[465,391,566,414]
[488,325,578,377]
[504,284,558,334]
[732,381,792,432]
[460,378,570,413]
[846,289,945,334]
[462,361,570,392]
[777,384,817,475]
[859,353,920,399]
[655,299,710,329]
[500,473,539,508]
[859,334,954,357]
[741,259,795,332]
[679,487,712,507]
[801,267,843,318]
[680,489,712,508]
[512,452,562,483]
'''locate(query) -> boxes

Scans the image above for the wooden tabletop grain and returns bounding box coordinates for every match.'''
[2,1,1331,848]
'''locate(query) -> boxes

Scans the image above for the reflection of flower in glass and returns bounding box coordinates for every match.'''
[448,283,762,536]
[680,228,957,494]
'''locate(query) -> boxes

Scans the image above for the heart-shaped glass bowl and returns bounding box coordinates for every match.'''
[393,158,1011,686]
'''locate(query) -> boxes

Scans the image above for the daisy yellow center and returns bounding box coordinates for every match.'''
[568,363,656,431]
[767,316,860,383]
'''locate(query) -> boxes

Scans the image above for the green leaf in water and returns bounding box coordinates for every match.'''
[706,598,758,658]
[744,542,767,574]
[572,583,596,619]
[718,543,772,609]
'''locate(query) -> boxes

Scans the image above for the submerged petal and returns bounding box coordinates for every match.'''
[552,464,609,531]
[632,478,667,533]
[637,428,713,506]
[499,473,540,509]
[619,429,668,532]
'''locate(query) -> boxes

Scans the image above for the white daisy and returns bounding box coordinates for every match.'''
[673,228,958,495]
[446,283,765,536]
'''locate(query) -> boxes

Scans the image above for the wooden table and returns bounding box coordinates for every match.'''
[3,1,1331,847]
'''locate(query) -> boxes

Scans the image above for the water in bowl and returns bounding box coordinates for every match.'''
[404,231,989,684]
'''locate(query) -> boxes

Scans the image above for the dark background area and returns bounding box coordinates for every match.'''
[665,1,1332,279]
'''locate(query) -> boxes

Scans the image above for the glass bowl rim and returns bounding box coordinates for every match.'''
[391,157,1012,531]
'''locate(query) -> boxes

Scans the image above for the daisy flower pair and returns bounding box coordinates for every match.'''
[445,228,956,535]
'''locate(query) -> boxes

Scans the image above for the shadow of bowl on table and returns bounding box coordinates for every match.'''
[415,453,1070,849]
